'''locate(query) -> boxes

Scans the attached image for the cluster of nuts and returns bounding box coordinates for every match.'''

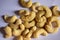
[2,0,60,40]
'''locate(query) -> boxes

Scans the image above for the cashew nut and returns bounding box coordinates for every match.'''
[21,11,36,22]
[4,26,12,38]
[31,2,40,12]
[8,23,18,29]
[45,16,60,33]
[23,21,35,28]
[52,6,60,16]
[23,37,31,40]
[33,28,48,38]
[40,6,52,18]
[35,16,46,27]
[26,26,37,38]
[15,19,22,25]
[20,0,32,8]
[4,15,17,23]
[19,24,25,31]
[16,35,23,40]
[19,10,30,16]
[13,29,22,36]
[22,29,29,36]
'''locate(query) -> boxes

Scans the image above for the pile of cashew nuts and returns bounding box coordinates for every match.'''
[2,0,60,40]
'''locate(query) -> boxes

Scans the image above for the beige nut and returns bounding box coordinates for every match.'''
[21,11,36,22]
[31,2,40,12]
[19,24,25,31]
[45,16,60,33]
[40,6,52,18]
[4,26,12,38]
[8,23,18,29]
[16,35,23,40]
[22,29,29,36]
[33,28,48,38]
[19,10,30,16]
[23,21,35,28]
[26,26,37,38]
[15,19,22,25]
[52,6,60,16]
[20,0,32,8]
[23,37,31,40]
[4,15,17,23]
[13,29,22,36]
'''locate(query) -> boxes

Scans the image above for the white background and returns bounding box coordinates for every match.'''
[0,0,60,40]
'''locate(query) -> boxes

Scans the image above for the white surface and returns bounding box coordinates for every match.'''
[0,0,60,40]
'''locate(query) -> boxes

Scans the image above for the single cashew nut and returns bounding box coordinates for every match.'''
[21,11,36,22]
[19,10,30,16]
[23,37,31,40]
[45,16,60,33]
[19,24,25,31]
[31,2,40,12]
[4,26,12,38]
[40,6,52,18]
[36,16,46,27]
[8,23,18,29]
[26,26,37,38]
[22,29,29,36]
[4,15,17,23]
[20,0,32,8]
[52,6,60,16]
[23,21,35,28]
[13,29,22,36]
[15,19,22,25]
[33,28,48,38]
[16,35,23,40]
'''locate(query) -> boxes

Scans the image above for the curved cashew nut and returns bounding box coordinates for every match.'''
[26,26,37,38]
[52,6,60,16]
[36,16,46,27]
[22,29,29,36]
[33,28,48,38]
[20,0,32,8]
[15,19,22,25]
[4,26,12,38]
[40,6,52,18]
[16,35,23,40]
[8,23,18,29]
[23,37,31,40]
[13,29,22,36]
[19,10,30,16]
[31,2,40,12]
[4,15,17,23]
[23,21,35,28]
[21,11,36,22]
[45,16,60,33]
[19,24,25,31]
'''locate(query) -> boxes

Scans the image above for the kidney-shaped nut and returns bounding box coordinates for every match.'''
[13,29,22,36]
[40,6,52,18]
[20,0,32,8]
[16,35,23,40]
[33,28,48,38]
[26,26,37,38]
[15,19,22,25]
[31,2,40,12]
[4,15,17,23]
[22,29,29,36]
[19,10,30,16]
[4,26,12,38]
[45,16,60,33]
[23,21,35,28]
[23,37,31,40]
[19,24,25,31]
[52,6,60,16]
[8,23,18,29]
[21,11,36,22]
